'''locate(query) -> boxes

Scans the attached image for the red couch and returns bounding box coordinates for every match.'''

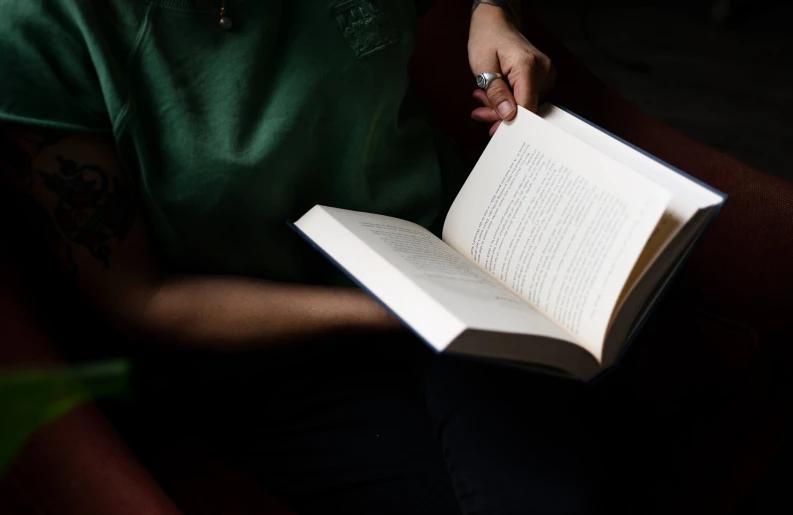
[2,1,792,513]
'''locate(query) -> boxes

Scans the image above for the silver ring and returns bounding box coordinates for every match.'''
[476,72,503,90]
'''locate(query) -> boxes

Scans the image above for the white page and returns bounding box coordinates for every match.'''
[539,104,722,212]
[539,104,723,308]
[295,206,575,352]
[443,107,671,359]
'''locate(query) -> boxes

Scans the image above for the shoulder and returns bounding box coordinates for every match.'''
[1,0,148,69]
[1,0,144,40]
[3,0,90,26]
[0,0,144,132]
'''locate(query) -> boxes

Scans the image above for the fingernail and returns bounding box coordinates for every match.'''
[497,101,514,118]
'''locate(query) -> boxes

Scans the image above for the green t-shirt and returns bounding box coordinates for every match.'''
[0,0,447,283]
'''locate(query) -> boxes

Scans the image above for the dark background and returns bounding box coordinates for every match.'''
[534,0,793,182]
[532,1,792,513]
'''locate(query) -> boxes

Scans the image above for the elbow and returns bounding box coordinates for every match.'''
[111,276,175,345]
[130,279,179,344]
[126,276,203,347]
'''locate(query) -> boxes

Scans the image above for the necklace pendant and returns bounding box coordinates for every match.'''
[219,5,232,30]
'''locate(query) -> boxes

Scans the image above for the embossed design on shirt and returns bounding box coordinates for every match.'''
[333,0,399,58]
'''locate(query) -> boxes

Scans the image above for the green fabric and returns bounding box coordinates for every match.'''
[0,360,131,474]
[0,0,444,283]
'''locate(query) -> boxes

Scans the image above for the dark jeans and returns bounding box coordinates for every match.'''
[121,334,622,515]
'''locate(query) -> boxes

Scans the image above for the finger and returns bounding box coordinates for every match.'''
[473,89,493,108]
[510,54,553,113]
[484,77,517,121]
[472,48,517,120]
[471,106,500,123]
[489,120,502,137]
[509,68,533,112]
[510,66,539,113]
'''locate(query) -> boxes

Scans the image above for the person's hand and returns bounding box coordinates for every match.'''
[468,3,556,136]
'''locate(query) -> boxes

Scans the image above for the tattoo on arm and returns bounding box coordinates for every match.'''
[471,0,517,19]
[0,131,135,272]
[39,156,135,269]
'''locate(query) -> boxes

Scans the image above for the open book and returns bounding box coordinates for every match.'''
[292,105,726,381]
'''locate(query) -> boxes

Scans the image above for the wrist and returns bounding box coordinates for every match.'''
[471,3,510,23]
[471,1,517,22]
[344,288,404,333]
[471,3,521,35]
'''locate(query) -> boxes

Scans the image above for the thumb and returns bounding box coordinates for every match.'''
[484,78,517,121]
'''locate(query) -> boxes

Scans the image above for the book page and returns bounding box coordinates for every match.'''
[295,206,575,352]
[442,107,671,358]
[538,104,724,314]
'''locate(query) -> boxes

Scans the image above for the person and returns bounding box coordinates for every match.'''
[0,1,615,514]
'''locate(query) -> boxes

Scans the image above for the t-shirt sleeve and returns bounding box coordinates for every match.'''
[0,2,110,132]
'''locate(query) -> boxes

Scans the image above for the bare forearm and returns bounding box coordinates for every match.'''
[137,275,402,351]
[0,130,401,353]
